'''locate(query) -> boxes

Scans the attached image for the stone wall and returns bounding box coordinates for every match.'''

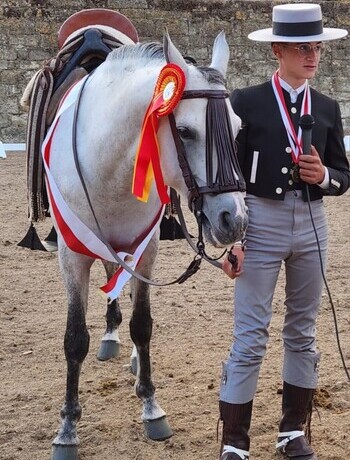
[1,0,349,142]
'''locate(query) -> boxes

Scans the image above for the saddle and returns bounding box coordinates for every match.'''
[18,8,184,251]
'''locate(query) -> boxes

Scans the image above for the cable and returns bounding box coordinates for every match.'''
[305,184,350,381]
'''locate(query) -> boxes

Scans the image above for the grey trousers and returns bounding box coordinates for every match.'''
[220,191,328,404]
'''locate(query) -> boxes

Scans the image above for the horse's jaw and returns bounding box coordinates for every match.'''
[199,192,248,248]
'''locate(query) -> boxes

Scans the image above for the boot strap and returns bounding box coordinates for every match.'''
[222,445,250,459]
[276,430,305,450]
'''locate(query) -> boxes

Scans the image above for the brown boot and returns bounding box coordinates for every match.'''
[276,382,317,459]
[219,400,252,460]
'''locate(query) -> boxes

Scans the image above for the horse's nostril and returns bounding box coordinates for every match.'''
[219,209,248,239]
[220,211,242,233]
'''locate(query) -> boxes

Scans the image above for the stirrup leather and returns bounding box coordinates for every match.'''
[276,430,305,452]
[222,445,249,459]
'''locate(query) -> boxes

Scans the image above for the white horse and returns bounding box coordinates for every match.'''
[44,31,248,460]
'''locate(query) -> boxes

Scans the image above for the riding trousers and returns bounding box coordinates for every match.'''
[220,191,328,404]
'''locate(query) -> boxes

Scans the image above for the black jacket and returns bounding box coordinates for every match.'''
[231,81,350,201]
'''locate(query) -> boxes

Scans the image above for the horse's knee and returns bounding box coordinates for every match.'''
[129,311,153,346]
[64,318,90,362]
[64,330,90,362]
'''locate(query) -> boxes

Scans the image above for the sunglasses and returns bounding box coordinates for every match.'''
[282,43,324,57]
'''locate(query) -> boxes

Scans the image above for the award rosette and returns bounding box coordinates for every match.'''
[132,63,186,203]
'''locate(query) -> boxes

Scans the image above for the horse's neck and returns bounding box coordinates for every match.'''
[62,63,163,244]
[78,62,159,184]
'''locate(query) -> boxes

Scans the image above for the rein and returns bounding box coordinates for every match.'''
[170,190,224,269]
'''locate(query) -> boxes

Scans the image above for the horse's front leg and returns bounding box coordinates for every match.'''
[129,236,173,441]
[51,246,93,460]
[97,261,122,361]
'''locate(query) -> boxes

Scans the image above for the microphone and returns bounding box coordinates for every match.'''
[298,114,315,155]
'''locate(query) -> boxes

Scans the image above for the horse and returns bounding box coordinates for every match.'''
[42,30,248,460]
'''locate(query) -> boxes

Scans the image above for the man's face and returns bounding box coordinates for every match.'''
[274,42,323,82]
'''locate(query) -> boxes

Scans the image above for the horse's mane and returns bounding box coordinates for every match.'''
[106,41,226,85]
[107,42,226,86]
[106,42,165,67]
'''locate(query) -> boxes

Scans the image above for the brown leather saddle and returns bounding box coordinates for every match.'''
[48,9,139,122]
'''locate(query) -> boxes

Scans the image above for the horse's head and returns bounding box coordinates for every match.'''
[158,32,248,248]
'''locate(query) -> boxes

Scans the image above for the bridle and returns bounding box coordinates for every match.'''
[167,87,246,265]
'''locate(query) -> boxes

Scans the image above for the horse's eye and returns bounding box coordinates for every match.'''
[177,126,195,140]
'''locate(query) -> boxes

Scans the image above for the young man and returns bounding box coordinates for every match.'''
[219,4,349,460]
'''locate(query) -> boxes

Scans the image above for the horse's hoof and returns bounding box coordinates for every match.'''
[130,355,138,375]
[97,340,120,361]
[51,444,79,460]
[143,416,173,441]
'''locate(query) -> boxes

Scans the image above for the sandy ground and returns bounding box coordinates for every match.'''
[0,152,349,460]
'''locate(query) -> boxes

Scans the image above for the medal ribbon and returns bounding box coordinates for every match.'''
[271,71,311,164]
[132,63,186,204]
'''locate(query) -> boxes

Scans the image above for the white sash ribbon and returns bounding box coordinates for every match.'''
[271,71,311,163]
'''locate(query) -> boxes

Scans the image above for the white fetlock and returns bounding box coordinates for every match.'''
[222,444,250,459]
[276,430,305,452]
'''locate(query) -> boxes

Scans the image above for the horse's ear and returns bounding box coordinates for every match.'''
[163,29,188,77]
[210,31,230,78]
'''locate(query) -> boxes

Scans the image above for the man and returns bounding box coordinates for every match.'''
[219,4,349,460]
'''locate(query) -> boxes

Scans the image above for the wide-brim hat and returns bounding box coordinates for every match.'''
[248,3,348,42]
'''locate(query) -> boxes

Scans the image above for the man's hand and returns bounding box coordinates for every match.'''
[299,145,325,184]
[222,246,245,279]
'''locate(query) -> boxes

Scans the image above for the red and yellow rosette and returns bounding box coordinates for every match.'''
[132,63,186,203]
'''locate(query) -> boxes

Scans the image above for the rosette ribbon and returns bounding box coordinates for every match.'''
[132,63,186,203]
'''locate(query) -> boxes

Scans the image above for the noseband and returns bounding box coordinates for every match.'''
[168,89,246,211]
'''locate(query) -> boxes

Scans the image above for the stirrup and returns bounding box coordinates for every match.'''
[276,430,305,452]
[222,445,249,459]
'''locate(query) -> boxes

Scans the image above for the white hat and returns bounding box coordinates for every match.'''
[248,3,348,42]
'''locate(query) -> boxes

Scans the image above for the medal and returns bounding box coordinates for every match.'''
[291,163,300,182]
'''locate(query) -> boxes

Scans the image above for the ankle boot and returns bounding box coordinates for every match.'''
[219,400,252,460]
[276,382,317,459]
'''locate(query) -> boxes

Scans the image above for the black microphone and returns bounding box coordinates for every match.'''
[298,114,315,155]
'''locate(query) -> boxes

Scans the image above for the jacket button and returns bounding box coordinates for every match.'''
[281,167,288,174]
[276,187,282,194]
[288,179,294,186]
[285,147,292,153]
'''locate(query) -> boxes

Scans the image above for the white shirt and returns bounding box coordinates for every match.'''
[279,78,307,104]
